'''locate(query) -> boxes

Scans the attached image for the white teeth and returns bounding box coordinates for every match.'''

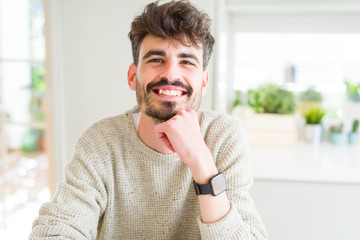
[157,89,182,96]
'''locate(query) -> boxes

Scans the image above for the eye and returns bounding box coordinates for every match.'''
[181,60,195,66]
[148,58,163,63]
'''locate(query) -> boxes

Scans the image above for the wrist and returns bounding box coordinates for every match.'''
[192,169,218,184]
[189,154,218,184]
[181,142,218,184]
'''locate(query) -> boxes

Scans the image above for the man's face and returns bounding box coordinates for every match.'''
[128,35,208,123]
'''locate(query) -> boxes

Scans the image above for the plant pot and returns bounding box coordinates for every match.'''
[348,132,359,145]
[304,124,322,145]
[248,113,298,146]
[329,132,346,145]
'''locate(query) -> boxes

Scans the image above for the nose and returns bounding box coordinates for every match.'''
[159,59,181,81]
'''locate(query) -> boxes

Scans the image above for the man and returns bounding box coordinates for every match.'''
[30,0,267,239]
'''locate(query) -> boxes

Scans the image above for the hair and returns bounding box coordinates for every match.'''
[128,0,215,69]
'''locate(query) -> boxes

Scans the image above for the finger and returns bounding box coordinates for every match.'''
[155,126,176,152]
[158,133,175,152]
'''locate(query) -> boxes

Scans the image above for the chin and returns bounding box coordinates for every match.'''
[145,102,178,123]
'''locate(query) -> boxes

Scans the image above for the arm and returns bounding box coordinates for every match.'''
[155,109,230,223]
[29,137,107,239]
[197,114,268,239]
[155,109,267,239]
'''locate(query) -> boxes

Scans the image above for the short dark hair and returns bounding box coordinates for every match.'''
[128,0,215,69]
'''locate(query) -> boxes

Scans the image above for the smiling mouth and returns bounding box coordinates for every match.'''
[152,88,187,97]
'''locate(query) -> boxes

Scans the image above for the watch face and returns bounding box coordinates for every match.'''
[210,173,227,196]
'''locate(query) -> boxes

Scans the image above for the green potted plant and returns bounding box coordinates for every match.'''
[21,65,46,153]
[302,106,325,144]
[343,80,360,124]
[329,123,346,145]
[231,90,253,130]
[246,83,298,146]
[232,90,245,109]
[348,119,359,145]
[345,81,360,102]
[298,87,323,114]
[248,83,297,115]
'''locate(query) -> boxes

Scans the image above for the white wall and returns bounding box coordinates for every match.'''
[48,0,216,181]
[61,0,144,171]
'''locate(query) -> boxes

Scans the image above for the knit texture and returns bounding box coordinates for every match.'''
[30,107,267,239]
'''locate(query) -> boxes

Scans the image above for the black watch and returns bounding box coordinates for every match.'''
[193,173,227,196]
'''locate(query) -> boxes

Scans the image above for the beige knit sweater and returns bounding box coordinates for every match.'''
[30,107,267,239]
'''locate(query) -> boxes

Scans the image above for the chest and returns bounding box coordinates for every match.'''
[102,155,201,238]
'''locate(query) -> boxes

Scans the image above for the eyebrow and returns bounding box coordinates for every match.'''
[178,53,200,64]
[142,50,166,60]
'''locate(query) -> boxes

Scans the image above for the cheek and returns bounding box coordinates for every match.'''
[137,69,157,87]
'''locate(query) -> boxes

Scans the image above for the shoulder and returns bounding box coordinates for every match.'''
[82,114,127,139]
[75,109,136,154]
[198,110,249,154]
[198,110,244,135]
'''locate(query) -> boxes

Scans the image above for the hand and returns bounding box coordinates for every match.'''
[154,109,208,167]
[155,109,218,183]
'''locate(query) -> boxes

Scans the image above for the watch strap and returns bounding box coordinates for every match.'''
[193,181,212,195]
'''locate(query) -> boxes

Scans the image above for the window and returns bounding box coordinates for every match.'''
[0,0,50,238]
[222,2,360,120]
[233,33,360,92]
[214,1,360,183]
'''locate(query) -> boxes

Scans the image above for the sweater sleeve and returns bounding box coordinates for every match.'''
[197,117,268,240]
[29,135,108,239]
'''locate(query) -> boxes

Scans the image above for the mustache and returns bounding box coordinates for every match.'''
[146,78,193,95]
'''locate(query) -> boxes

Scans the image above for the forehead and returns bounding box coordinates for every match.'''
[139,35,203,58]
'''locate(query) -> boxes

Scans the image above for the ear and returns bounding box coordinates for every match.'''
[201,70,209,96]
[127,63,137,91]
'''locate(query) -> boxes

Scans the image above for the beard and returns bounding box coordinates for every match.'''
[136,78,203,124]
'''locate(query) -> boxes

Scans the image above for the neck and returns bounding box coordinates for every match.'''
[138,112,173,154]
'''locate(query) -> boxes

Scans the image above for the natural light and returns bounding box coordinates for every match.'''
[233,33,360,93]
[0,0,49,239]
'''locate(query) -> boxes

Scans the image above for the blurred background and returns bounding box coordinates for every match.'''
[0,0,359,239]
